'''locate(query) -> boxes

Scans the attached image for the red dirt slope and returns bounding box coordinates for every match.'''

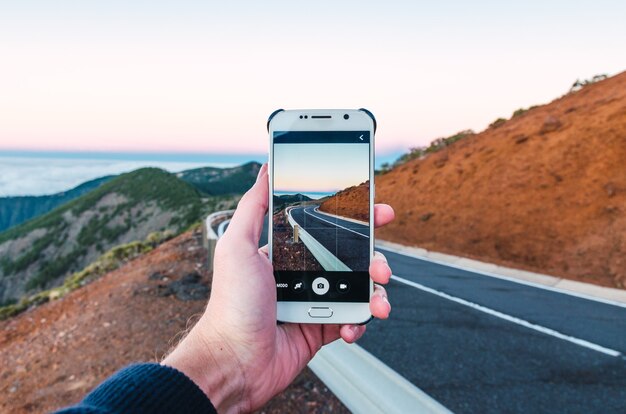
[374,72,626,288]
[320,181,370,222]
[0,229,347,413]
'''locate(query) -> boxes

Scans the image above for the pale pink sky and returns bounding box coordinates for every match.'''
[1,1,625,156]
[274,143,368,194]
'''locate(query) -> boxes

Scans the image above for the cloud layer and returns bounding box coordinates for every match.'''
[0,156,225,197]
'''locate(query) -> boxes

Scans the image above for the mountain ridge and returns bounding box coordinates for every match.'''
[0,176,114,232]
[0,162,261,233]
[177,161,261,195]
[0,167,239,304]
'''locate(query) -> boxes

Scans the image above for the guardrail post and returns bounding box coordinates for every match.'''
[202,220,208,250]
[293,224,300,243]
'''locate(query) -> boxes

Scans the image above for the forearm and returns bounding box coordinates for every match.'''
[54,363,216,414]
[161,317,248,413]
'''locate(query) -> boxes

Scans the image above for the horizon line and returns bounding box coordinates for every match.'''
[0,147,405,158]
[0,149,268,162]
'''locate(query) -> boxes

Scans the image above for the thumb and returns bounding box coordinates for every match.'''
[221,163,268,250]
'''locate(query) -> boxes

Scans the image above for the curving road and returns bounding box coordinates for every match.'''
[288,205,370,271]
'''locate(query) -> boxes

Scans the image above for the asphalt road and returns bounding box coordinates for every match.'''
[289,205,369,271]
[358,248,626,413]
[245,216,626,412]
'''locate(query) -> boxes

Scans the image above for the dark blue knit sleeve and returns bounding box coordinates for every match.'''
[54,363,216,414]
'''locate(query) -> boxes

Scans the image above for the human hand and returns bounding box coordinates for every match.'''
[162,163,395,413]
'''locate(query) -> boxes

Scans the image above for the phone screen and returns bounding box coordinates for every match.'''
[272,130,371,303]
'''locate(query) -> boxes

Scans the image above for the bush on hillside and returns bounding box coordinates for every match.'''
[570,74,608,92]
[376,162,392,175]
[0,230,175,320]
[388,129,475,170]
[489,118,507,129]
[512,108,527,118]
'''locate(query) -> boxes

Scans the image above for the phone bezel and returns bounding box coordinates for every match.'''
[268,109,375,324]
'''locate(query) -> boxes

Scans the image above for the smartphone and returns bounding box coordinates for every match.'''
[268,109,375,324]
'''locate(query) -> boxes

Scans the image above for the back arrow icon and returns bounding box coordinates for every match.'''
[359,135,364,140]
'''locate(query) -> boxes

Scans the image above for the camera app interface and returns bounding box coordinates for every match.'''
[272,131,370,302]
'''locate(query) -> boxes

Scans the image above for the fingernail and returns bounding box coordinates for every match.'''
[347,325,360,340]
[353,326,365,341]
[256,163,267,182]
[382,295,391,314]
[373,251,388,263]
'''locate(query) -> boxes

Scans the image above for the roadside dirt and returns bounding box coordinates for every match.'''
[272,210,323,272]
[0,229,347,413]
[372,72,626,289]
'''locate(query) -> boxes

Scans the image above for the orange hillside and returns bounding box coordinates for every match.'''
[374,72,626,288]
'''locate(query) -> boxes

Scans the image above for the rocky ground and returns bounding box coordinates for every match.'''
[272,211,323,272]
[0,229,347,413]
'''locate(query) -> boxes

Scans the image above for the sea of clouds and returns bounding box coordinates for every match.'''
[0,156,227,197]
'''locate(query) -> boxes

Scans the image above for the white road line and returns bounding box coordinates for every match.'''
[378,244,626,309]
[313,206,369,226]
[303,207,369,238]
[391,274,623,358]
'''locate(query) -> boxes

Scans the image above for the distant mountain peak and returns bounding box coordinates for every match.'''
[177,161,261,196]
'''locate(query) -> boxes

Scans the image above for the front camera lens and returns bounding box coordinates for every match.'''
[343,114,350,120]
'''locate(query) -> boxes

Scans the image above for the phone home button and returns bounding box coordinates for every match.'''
[308,307,333,318]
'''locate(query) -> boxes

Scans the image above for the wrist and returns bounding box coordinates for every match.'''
[161,320,247,413]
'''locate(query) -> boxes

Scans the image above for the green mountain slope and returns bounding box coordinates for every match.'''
[0,162,261,233]
[0,176,113,232]
[0,168,238,305]
[272,194,313,213]
[177,161,261,195]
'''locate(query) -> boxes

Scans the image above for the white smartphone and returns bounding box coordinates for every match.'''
[268,109,375,324]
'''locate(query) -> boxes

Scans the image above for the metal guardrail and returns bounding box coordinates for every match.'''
[309,341,452,414]
[203,209,235,271]
[286,207,350,271]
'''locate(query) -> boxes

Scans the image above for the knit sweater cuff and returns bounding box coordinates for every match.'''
[61,363,216,414]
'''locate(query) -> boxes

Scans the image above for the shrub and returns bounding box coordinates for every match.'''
[489,118,507,129]
[389,130,475,169]
[512,108,527,118]
[570,74,608,92]
[0,229,175,320]
[376,162,392,175]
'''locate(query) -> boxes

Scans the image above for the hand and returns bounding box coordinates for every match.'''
[162,163,395,413]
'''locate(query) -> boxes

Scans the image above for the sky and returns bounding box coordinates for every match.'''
[274,143,368,197]
[1,1,625,157]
